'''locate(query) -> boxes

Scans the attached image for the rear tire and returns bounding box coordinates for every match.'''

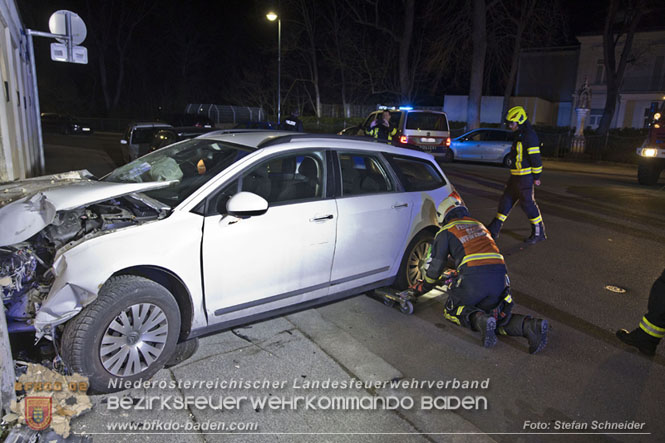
[637,163,662,185]
[441,148,454,163]
[61,275,181,394]
[394,231,435,290]
[502,154,513,168]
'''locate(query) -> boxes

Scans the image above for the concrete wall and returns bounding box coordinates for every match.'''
[0,0,40,182]
[444,95,564,126]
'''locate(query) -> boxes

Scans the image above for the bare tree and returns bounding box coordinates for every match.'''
[84,0,156,114]
[346,0,417,101]
[597,0,645,134]
[467,0,488,130]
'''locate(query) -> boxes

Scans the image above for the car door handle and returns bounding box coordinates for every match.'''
[392,203,409,209]
[310,214,334,222]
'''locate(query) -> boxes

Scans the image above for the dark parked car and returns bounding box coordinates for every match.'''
[165,114,215,128]
[40,113,92,135]
[149,127,216,152]
[234,121,277,130]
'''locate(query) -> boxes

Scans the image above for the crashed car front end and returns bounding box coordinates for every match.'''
[0,174,172,340]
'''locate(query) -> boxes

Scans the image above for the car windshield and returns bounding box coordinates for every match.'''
[105,138,253,206]
[405,112,448,131]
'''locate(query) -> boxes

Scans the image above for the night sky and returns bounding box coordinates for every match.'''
[17,0,665,119]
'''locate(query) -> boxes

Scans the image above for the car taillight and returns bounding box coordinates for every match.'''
[400,135,408,144]
[445,137,451,147]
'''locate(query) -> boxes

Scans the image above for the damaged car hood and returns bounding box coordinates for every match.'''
[0,173,175,247]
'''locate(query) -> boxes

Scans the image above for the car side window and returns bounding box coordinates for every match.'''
[486,131,508,142]
[384,154,446,192]
[468,131,484,142]
[212,151,327,215]
[338,153,394,196]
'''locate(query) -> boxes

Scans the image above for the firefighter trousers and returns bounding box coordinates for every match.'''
[443,269,512,329]
[639,268,665,341]
[495,175,543,226]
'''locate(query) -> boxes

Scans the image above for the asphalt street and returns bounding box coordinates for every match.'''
[37,133,665,442]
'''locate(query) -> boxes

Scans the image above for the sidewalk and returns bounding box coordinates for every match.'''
[542,158,636,177]
[68,308,493,442]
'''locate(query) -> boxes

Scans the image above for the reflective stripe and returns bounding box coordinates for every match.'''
[527,147,540,154]
[504,295,513,304]
[532,166,543,174]
[496,213,507,222]
[441,220,480,231]
[458,253,504,268]
[425,276,438,284]
[510,168,532,175]
[529,216,543,224]
[498,327,507,335]
[444,312,461,326]
[516,142,523,170]
[456,306,464,315]
[640,322,665,338]
[640,316,665,338]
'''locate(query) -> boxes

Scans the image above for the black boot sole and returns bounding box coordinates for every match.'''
[616,330,656,356]
[529,320,548,354]
[481,316,497,348]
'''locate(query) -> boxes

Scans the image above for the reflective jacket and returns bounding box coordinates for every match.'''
[507,121,542,180]
[425,216,506,285]
[366,122,397,141]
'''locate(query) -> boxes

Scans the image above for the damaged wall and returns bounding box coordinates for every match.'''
[0,0,41,182]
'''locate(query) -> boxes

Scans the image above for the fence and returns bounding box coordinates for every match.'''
[535,130,645,163]
[185,104,265,124]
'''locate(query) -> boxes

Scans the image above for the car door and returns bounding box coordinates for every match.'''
[454,130,484,160]
[201,150,337,324]
[330,152,412,292]
[482,130,512,162]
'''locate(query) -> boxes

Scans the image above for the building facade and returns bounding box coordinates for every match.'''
[0,0,40,182]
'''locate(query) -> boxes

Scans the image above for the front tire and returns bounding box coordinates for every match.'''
[502,154,513,168]
[394,231,435,289]
[61,275,181,393]
[637,163,662,185]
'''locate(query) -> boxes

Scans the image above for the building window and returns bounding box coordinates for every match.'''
[594,59,605,85]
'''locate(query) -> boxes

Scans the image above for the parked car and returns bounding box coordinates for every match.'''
[340,108,451,157]
[149,127,216,152]
[165,113,215,128]
[41,113,92,135]
[0,131,456,393]
[450,128,514,166]
[234,121,277,130]
[120,122,173,163]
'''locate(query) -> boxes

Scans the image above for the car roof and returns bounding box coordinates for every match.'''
[198,131,441,161]
[130,122,173,128]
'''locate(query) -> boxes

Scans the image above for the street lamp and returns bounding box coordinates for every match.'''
[266,11,281,125]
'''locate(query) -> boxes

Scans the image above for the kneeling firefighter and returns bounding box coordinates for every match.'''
[413,193,549,353]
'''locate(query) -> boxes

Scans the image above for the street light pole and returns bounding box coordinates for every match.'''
[266,12,281,125]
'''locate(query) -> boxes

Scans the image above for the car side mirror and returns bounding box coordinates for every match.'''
[120,139,128,145]
[226,192,269,217]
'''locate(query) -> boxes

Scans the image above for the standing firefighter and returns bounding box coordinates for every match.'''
[413,193,549,353]
[367,110,397,142]
[486,106,546,244]
[616,268,665,356]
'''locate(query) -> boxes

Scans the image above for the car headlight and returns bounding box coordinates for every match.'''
[641,147,658,157]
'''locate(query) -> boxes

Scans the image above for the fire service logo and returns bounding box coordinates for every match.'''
[25,397,52,431]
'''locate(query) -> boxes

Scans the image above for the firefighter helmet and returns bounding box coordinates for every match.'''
[506,106,527,125]
[437,191,466,225]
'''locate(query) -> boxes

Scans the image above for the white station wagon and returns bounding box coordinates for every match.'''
[0,131,455,392]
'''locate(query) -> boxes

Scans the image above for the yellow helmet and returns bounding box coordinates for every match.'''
[437,191,466,224]
[506,106,527,125]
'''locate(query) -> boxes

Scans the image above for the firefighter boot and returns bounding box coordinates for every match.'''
[525,222,547,245]
[616,328,659,356]
[500,314,548,354]
[486,219,503,240]
[471,312,497,348]
[523,317,549,354]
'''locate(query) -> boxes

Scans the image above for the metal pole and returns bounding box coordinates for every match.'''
[26,31,45,175]
[277,18,281,125]
[65,12,73,63]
